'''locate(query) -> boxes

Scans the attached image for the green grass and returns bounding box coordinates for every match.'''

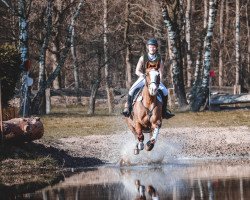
[41,106,250,140]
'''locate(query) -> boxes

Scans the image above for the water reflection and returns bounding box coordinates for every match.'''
[23,164,250,200]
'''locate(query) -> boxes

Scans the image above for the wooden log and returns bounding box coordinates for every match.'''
[1,117,44,143]
[210,93,250,105]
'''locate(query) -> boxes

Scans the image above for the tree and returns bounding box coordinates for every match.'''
[235,0,240,87]
[190,0,219,111]
[37,0,53,114]
[218,0,225,87]
[185,0,192,87]
[18,0,31,117]
[31,0,84,114]
[124,0,132,89]
[161,0,188,109]
[0,45,21,107]
[70,0,81,104]
[103,0,114,114]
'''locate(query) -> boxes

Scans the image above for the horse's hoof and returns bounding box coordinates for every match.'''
[145,140,154,151]
[138,142,144,150]
[134,148,140,155]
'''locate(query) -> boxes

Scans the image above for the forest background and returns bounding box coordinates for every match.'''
[0,0,249,116]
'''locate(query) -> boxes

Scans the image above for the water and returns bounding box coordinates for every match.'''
[20,163,250,200]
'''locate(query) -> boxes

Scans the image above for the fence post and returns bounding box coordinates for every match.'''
[168,88,175,109]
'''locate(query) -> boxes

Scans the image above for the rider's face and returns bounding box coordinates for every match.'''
[147,45,157,55]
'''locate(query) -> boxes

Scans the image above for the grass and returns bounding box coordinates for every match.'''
[41,106,250,140]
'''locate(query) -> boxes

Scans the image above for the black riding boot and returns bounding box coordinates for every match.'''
[122,94,132,117]
[158,90,175,119]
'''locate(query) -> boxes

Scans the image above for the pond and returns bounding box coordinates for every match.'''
[20,162,250,200]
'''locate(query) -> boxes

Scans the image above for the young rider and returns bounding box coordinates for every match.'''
[122,38,175,119]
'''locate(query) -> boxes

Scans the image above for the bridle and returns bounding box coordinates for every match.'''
[139,69,160,122]
[145,69,160,88]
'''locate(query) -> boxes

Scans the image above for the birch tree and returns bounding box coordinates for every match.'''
[103,0,114,114]
[31,0,84,114]
[185,0,192,87]
[1,0,31,116]
[235,0,240,87]
[70,0,81,104]
[219,0,224,87]
[37,0,52,114]
[190,0,219,111]
[18,0,30,117]
[247,0,250,87]
[204,0,208,28]
[124,0,132,89]
[161,0,188,109]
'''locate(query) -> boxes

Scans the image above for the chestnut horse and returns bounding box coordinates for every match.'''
[125,68,162,155]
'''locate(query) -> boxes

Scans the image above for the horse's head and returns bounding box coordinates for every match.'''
[145,68,160,96]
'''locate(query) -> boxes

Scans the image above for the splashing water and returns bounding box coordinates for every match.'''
[119,132,180,166]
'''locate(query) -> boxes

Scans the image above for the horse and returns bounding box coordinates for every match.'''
[125,68,162,155]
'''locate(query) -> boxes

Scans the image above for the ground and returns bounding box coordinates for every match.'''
[35,125,250,167]
[1,107,250,188]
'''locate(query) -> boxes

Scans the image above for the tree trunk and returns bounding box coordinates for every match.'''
[2,117,44,143]
[37,0,52,115]
[204,0,208,28]
[185,0,192,87]
[124,0,132,89]
[0,81,3,136]
[161,1,188,108]
[18,0,30,117]
[45,88,51,114]
[88,80,101,115]
[51,43,61,89]
[219,0,224,87]
[31,1,84,115]
[235,0,240,86]
[247,0,250,87]
[88,53,102,115]
[190,0,219,111]
[103,0,114,114]
[70,2,81,105]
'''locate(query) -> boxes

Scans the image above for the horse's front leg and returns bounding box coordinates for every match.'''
[146,122,161,151]
[134,123,144,155]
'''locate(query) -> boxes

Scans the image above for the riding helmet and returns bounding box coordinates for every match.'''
[146,38,158,46]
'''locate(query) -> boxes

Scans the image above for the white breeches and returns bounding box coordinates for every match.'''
[128,76,168,96]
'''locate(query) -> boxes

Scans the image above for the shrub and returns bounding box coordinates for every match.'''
[0,45,21,107]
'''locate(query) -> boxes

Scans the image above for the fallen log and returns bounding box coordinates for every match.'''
[210,93,250,110]
[1,117,44,143]
[210,93,250,105]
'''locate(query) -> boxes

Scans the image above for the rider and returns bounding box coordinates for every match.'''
[122,38,175,119]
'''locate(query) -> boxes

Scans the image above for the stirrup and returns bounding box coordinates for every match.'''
[163,110,175,119]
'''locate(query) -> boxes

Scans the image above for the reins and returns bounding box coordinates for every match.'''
[140,99,157,122]
[139,74,158,121]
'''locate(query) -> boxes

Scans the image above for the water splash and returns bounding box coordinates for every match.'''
[119,133,180,166]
